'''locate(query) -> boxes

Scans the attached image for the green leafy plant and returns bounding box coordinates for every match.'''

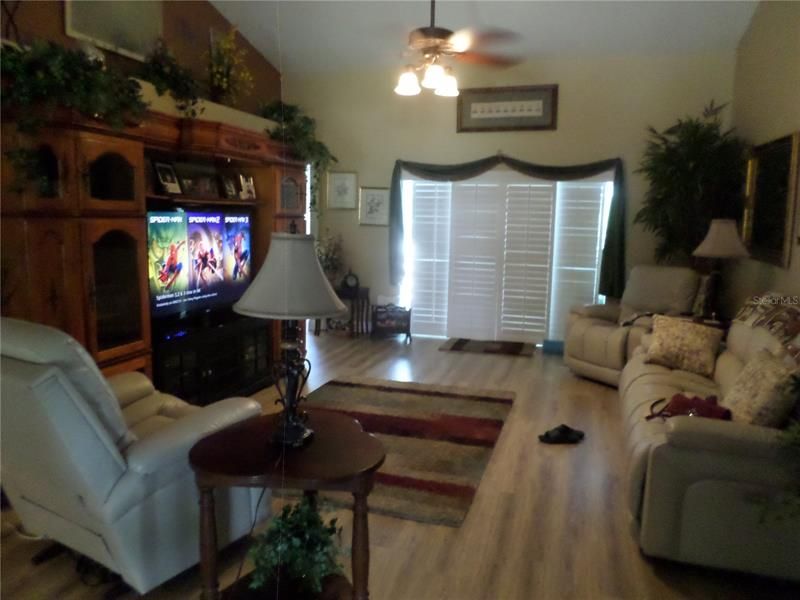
[634,101,748,263]
[260,101,337,208]
[248,498,342,594]
[1,41,147,134]
[207,27,253,105]
[139,39,203,118]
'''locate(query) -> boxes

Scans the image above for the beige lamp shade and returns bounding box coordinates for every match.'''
[692,219,750,259]
[233,233,347,320]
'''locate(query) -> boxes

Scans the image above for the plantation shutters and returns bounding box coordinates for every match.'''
[404,179,451,337]
[547,176,614,340]
[402,167,613,342]
[500,180,556,343]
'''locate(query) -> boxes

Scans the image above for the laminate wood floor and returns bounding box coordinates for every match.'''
[2,334,798,599]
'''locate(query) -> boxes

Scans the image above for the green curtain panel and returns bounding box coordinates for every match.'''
[389,154,626,298]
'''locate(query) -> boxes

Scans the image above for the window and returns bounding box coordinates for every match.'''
[402,166,613,343]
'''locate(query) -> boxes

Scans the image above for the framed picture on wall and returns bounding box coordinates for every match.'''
[327,172,358,209]
[65,0,162,61]
[359,187,390,226]
[457,85,558,132]
[743,132,799,267]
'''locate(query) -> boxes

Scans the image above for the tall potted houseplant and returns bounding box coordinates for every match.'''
[634,101,748,263]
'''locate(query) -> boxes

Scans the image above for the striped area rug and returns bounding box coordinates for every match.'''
[301,377,514,527]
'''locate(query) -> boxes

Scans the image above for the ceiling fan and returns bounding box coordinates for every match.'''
[395,0,520,97]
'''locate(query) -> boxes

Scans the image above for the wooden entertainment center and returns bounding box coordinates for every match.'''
[1,109,306,404]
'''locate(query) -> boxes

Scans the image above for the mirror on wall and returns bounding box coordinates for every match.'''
[743,132,799,268]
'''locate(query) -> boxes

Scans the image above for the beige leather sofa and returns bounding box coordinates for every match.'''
[0,318,269,594]
[619,316,800,580]
[565,265,700,386]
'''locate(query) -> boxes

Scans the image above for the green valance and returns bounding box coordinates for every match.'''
[389,154,627,298]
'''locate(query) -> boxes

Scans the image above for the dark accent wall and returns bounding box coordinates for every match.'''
[1,0,281,114]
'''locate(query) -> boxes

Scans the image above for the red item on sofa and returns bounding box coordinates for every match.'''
[646,393,732,421]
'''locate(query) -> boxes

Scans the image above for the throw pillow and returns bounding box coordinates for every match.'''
[644,315,724,377]
[723,349,798,427]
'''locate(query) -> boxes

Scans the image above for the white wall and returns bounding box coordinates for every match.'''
[285,51,736,300]
[724,1,800,315]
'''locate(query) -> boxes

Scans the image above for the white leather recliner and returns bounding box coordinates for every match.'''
[564,265,701,386]
[0,318,269,595]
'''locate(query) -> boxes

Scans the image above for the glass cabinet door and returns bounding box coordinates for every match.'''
[276,167,306,217]
[82,219,150,363]
[1,128,77,215]
[78,133,144,214]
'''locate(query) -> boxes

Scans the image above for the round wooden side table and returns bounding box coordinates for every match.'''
[189,411,386,600]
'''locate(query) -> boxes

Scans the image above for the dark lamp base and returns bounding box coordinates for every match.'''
[271,416,314,448]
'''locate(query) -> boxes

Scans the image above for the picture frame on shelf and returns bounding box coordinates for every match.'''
[359,187,390,226]
[327,172,358,209]
[220,175,239,199]
[239,174,257,200]
[153,161,182,194]
[457,84,558,132]
[174,162,219,199]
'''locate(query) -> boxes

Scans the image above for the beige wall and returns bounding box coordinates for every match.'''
[285,52,735,300]
[724,1,800,315]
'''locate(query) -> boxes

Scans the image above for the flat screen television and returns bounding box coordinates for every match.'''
[146,209,252,318]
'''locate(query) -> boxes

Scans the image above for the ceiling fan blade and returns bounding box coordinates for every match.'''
[448,27,520,53]
[454,51,522,67]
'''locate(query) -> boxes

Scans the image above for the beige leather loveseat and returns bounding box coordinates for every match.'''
[619,304,800,581]
[565,265,700,386]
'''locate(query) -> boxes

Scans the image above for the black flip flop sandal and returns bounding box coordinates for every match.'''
[538,424,585,444]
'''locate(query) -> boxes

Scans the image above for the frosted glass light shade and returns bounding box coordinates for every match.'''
[421,64,445,89]
[394,68,421,96]
[693,219,750,259]
[233,233,347,320]
[435,69,459,97]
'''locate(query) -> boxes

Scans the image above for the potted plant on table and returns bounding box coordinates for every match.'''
[248,497,343,598]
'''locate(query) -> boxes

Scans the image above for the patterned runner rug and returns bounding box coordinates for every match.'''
[439,337,536,357]
[292,377,514,527]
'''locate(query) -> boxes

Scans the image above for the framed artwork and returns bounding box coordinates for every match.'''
[153,161,181,194]
[359,187,390,226]
[327,172,357,209]
[743,132,799,268]
[65,0,162,62]
[220,176,239,199]
[239,174,256,200]
[174,162,218,199]
[457,84,558,132]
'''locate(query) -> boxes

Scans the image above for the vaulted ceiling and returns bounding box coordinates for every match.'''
[211,1,758,76]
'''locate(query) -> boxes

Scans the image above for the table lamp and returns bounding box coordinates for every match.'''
[692,218,749,317]
[234,233,347,447]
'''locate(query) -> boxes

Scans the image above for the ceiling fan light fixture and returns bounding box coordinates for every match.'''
[434,68,459,97]
[421,63,445,89]
[448,29,473,53]
[394,67,421,96]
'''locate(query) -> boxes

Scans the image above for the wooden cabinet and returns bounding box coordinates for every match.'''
[1,217,86,344]
[81,219,151,364]
[1,111,293,396]
[1,127,78,215]
[77,133,144,214]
